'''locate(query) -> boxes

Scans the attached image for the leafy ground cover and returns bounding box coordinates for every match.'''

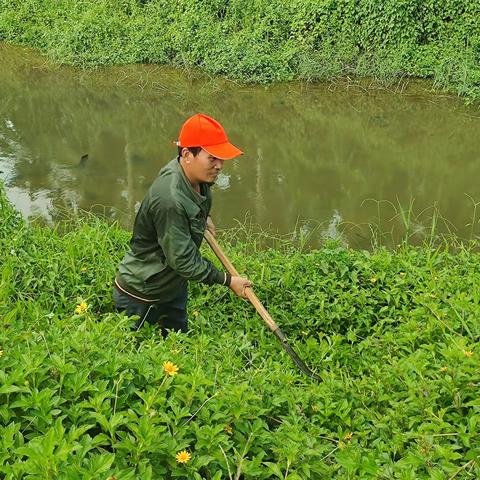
[1,0,480,101]
[1,186,480,479]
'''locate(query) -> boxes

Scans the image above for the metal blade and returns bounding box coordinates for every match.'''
[273,328,322,381]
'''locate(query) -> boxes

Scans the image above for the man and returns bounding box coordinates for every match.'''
[113,113,252,333]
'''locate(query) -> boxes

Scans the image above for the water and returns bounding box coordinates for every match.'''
[1,42,480,248]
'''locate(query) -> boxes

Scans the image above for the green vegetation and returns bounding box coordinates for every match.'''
[1,0,480,100]
[1,185,480,479]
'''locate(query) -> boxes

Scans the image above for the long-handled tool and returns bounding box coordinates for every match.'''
[204,230,321,381]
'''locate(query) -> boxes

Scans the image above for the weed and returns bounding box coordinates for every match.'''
[1,1,480,101]
[1,185,480,478]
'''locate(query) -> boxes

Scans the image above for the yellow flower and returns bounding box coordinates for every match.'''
[0,349,3,358]
[193,310,199,318]
[75,302,88,314]
[370,277,377,283]
[399,272,406,276]
[175,450,191,464]
[163,361,179,376]
[463,350,474,358]
[80,267,87,273]
[439,367,447,373]
[343,432,353,441]
[225,424,233,434]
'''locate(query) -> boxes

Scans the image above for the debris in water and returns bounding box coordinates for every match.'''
[79,154,88,167]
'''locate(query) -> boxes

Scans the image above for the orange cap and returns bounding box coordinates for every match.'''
[177,113,243,160]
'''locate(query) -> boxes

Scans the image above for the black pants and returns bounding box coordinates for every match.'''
[113,285,188,334]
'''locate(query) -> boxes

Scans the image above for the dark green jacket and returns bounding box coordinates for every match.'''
[116,158,226,302]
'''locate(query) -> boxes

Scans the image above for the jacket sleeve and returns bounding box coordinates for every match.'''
[150,198,226,285]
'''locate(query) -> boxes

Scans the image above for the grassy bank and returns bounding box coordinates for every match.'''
[1,1,480,101]
[1,186,480,479]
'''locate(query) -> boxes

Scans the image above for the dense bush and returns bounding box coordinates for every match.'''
[1,184,480,478]
[1,0,480,100]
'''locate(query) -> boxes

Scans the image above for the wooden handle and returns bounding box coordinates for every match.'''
[204,230,279,332]
[204,231,322,382]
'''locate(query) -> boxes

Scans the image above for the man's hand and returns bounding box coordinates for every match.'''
[229,276,253,299]
[206,216,216,237]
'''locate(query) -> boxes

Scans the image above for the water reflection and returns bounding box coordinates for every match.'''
[1,42,480,249]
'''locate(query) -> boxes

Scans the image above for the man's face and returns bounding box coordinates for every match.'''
[186,148,224,184]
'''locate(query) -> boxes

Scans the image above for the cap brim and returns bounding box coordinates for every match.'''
[202,142,243,160]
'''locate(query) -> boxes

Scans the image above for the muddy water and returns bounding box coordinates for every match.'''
[1,42,480,248]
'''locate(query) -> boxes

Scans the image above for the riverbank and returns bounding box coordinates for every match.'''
[1,186,479,478]
[1,1,480,102]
